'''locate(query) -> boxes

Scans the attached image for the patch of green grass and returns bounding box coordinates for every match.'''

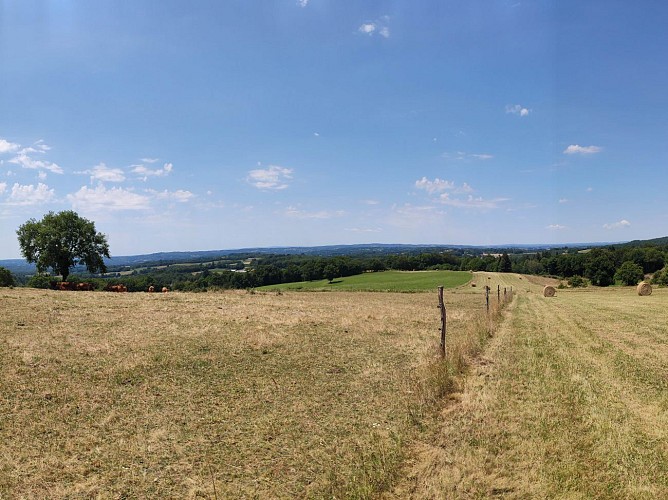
[258,270,472,292]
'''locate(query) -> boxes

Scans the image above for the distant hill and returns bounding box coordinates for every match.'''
[2,238,666,277]
[624,236,668,247]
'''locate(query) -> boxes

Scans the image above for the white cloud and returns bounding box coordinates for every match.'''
[358,16,390,37]
[284,206,344,219]
[79,163,126,183]
[558,198,569,204]
[298,0,309,6]
[0,182,6,195]
[415,177,455,194]
[148,189,195,203]
[439,193,509,210]
[603,219,631,230]
[443,151,493,161]
[37,171,48,181]
[0,139,20,154]
[6,182,55,205]
[313,132,320,137]
[563,144,602,155]
[67,185,151,211]
[8,153,64,174]
[415,177,475,196]
[586,187,594,192]
[141,158,159,164]
[362,199,380,205]
[506,104,530,117]
[247,165,293,190]
[359,23,376,34]
[547,224,567,230]
[131,162,173,180]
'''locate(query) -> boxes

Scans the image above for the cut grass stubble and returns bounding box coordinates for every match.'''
[0,280,509,498]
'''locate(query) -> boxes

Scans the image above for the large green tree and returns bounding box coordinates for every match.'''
[16,211,110,281]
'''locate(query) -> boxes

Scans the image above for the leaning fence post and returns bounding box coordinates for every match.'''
[438,286,446,358]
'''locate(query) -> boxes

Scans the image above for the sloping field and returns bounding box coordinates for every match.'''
[0,282,501,498]
[389,279,668,498]
[257,270,472,292]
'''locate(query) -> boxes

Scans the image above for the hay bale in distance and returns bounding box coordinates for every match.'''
[543,285,556,297]
[637,282,652,296]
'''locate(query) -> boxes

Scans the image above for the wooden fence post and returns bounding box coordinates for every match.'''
[485,286,490,313]
[497,284,500,303]
[438,286,446,358]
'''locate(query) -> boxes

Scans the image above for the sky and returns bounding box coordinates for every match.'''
[1,1,667,259]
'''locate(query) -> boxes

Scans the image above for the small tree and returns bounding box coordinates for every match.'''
[323,264,338,283]
[0,266,16,287]
[614,261,644,286]
[498,253,512,273]
[16,211,110,282]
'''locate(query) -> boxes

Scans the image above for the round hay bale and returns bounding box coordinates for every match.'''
[543,285,556,297]
[637,282,652,296]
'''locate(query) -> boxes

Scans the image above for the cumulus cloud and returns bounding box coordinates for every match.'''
[148,189,195,203]
[78,163,126,183]
[6,182,55,205]
[131,162,173,180]
[359,23,376,34]
[67,185,151,211]
[415,177,455,194]
[547,224,567,230]
[0,139,20,154]
[0,182,6,195]
[8,152,64,174]
[603,219,631,230]
[358,16,390,37]
[247,165,293,190]
[298,0,309,6]
[563,144,602,155]
[506,104,530,117]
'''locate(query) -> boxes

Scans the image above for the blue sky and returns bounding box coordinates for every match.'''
[1,1,667,258]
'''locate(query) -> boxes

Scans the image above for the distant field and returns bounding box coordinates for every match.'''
[258,270,472,292]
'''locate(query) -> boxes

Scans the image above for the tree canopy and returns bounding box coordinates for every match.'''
[16,211,110,281]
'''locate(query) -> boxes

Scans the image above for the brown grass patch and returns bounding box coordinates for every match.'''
[0,284,509,498]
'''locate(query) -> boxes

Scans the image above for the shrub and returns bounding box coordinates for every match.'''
[0,266,16,287]
[27,274,54,289]
[614,261,645,286]
[567,275,587,288]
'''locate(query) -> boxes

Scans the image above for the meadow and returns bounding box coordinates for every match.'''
[257,270,472,292]
[0,276,497,498]
[3,273,666,498]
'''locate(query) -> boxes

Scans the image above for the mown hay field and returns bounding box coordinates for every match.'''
[0,280,499,499]
[389,280,668,499]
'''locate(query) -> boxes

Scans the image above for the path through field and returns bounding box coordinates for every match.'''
[389,275,668,498]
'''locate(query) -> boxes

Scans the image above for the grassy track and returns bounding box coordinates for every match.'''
[0,282,499,498]
[388,279,668,498]
[257,270,472,292]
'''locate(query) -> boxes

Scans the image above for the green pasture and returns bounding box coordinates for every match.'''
[257,270,472,292]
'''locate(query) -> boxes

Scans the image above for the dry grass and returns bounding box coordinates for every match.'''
[0,280,507,498]
[386,279,668,499]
